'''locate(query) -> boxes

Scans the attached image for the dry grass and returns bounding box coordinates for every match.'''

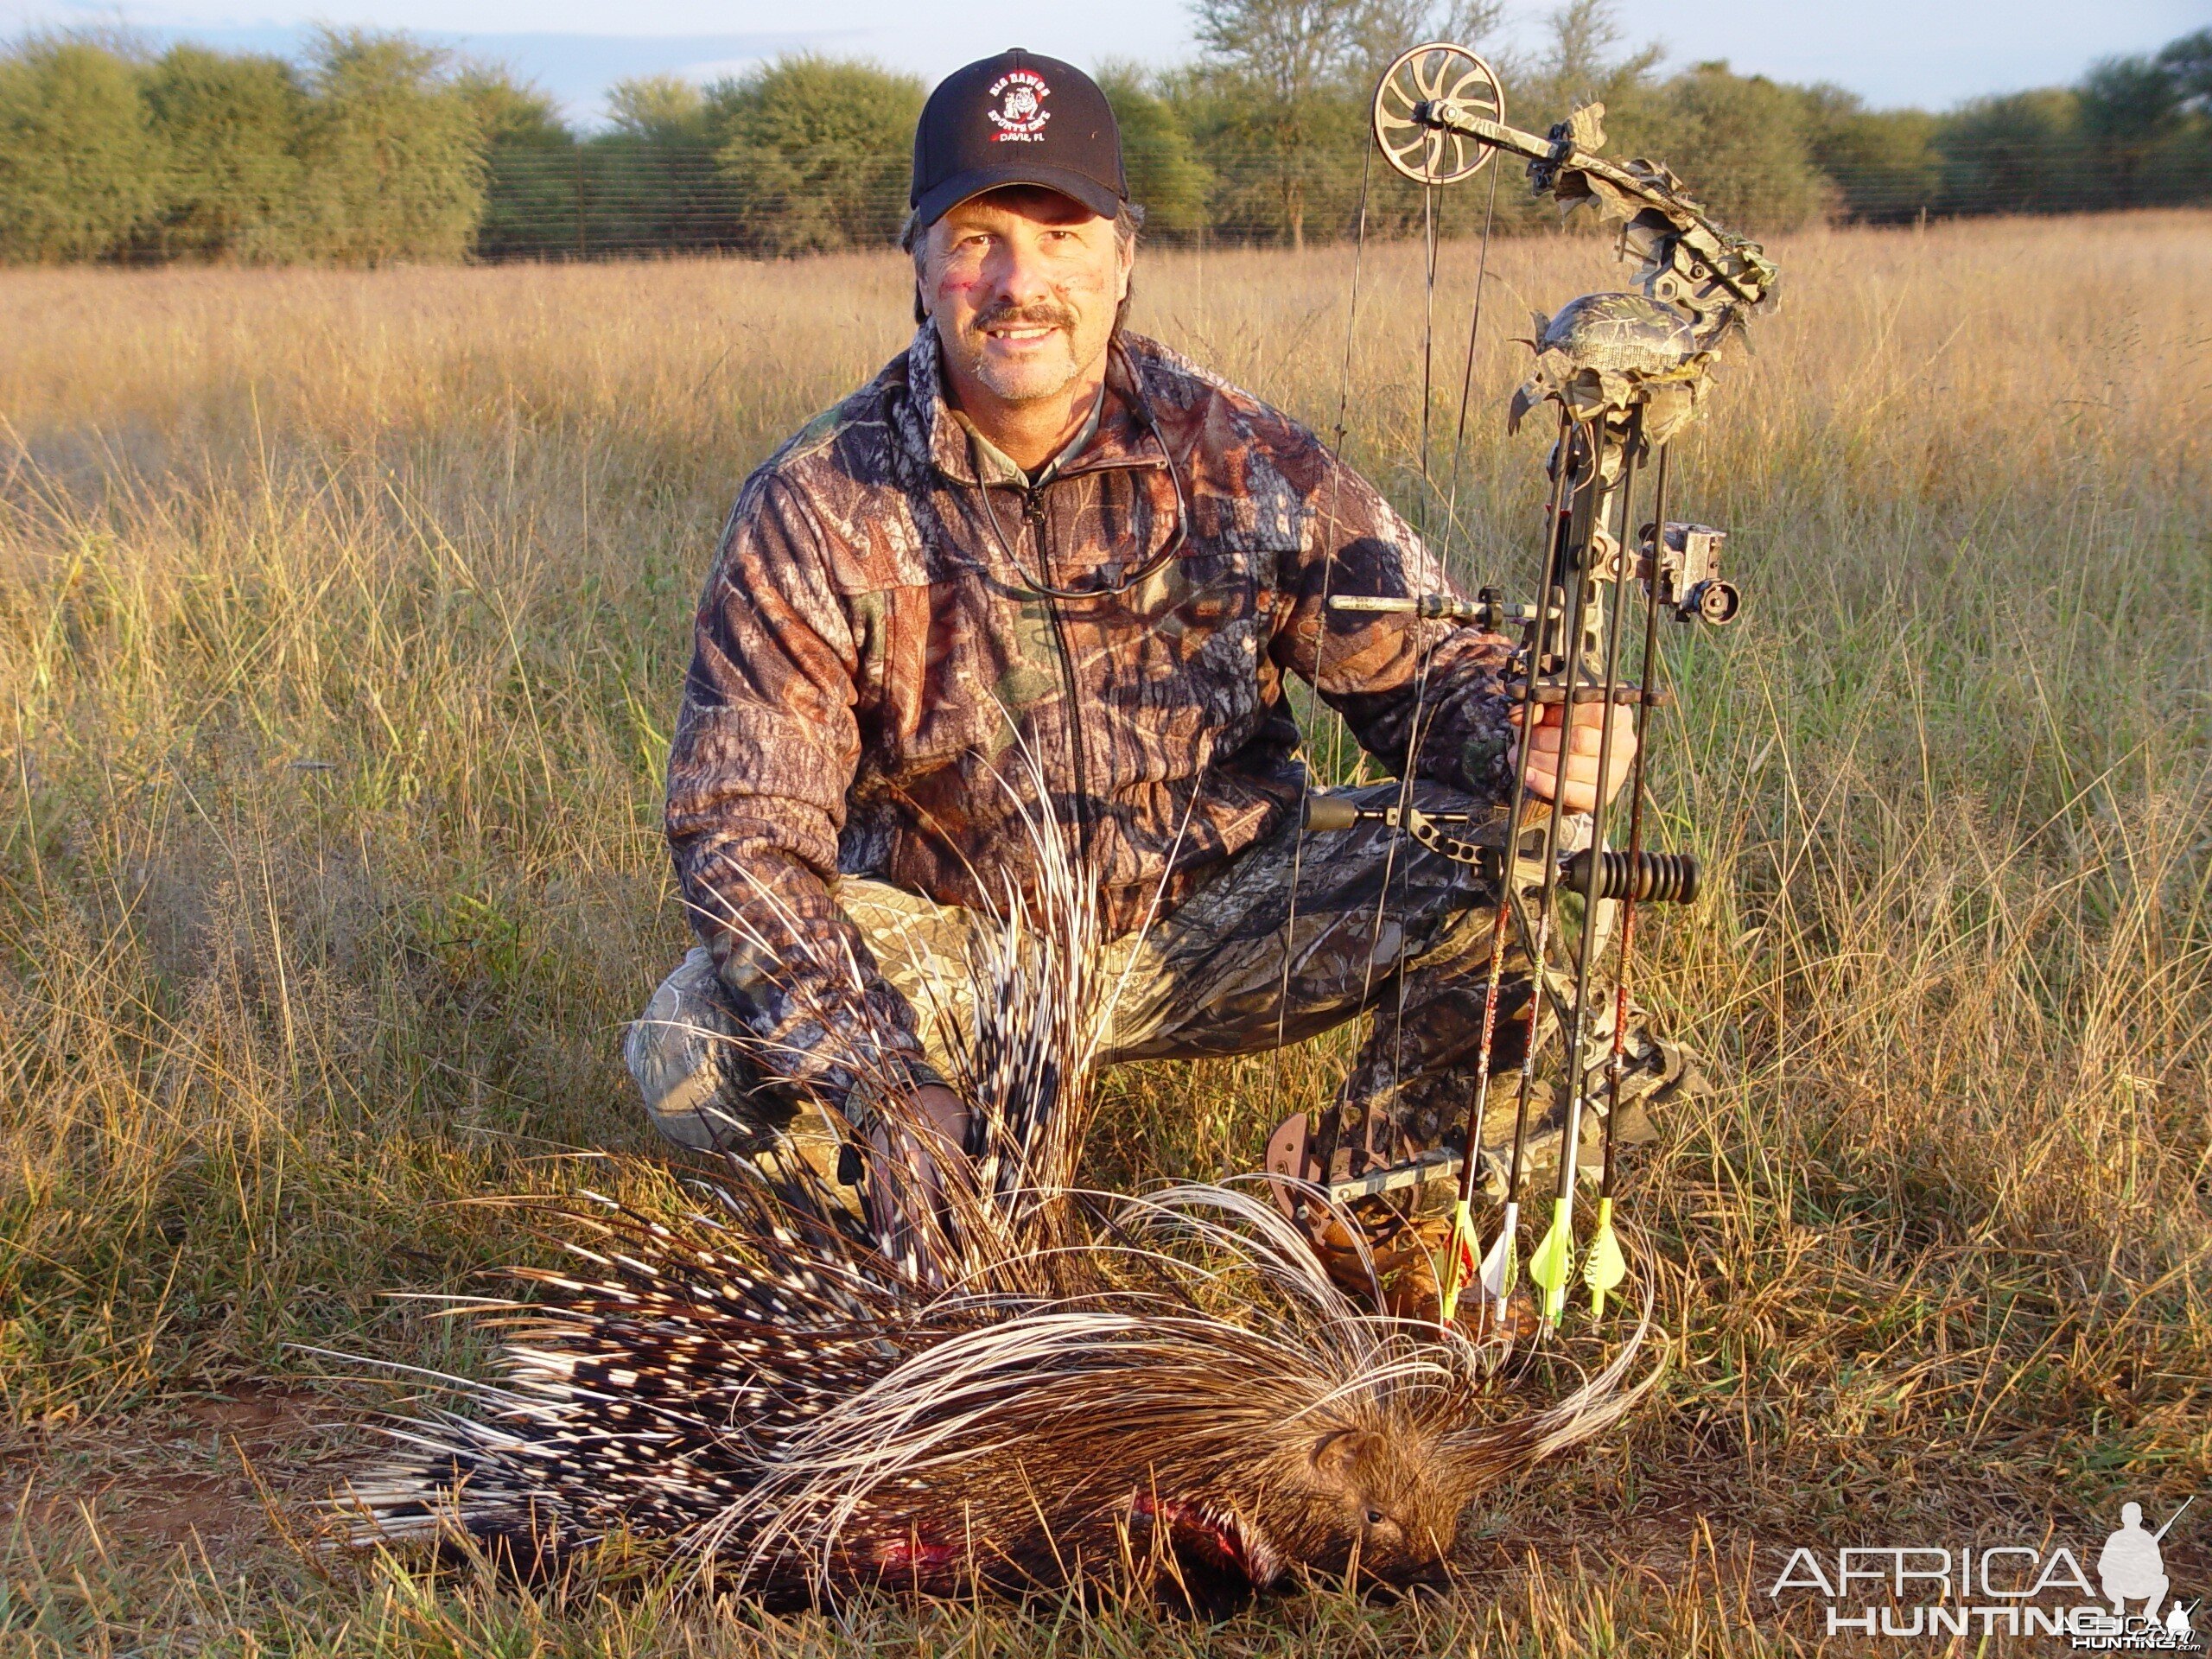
[1,211,2208,1655]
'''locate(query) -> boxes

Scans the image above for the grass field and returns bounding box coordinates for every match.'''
[2,211,2208,1655]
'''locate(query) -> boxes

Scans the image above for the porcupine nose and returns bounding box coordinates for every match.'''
[1370,1555,1452,1599]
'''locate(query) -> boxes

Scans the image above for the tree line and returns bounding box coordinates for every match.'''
[0,31,493,263]
[2,2,2207,265]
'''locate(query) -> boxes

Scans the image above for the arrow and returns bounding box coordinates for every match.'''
[1529,410,1642,1331]
[1437,1196,1484,1324]
[1584,444,1671,1321]
[1435,407,1578,1331]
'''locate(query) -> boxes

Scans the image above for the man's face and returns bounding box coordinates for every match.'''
[918,187,1129,407]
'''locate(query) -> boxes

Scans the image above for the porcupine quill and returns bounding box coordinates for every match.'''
[323,766,1656,1610]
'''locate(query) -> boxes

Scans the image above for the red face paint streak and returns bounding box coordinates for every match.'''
[933,271,985,307]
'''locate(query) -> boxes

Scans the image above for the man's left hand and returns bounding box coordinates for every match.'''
[1510,699,1638,813]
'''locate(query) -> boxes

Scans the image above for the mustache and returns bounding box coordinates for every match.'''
[970,300,1077,334]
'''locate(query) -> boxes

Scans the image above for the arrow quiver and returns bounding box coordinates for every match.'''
[1266,42,1777,1332]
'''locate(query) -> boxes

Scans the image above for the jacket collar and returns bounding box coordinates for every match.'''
[952,386,1103,490]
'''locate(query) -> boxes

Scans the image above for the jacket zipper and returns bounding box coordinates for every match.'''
[1025,481,1094,862]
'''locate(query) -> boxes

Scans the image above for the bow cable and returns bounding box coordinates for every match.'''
[1420,177,1438,497]
[1437,159,1503,563]
[1382,138,1505,1131]
[1266,143,1374,1213]
[1585,441,1671,1318]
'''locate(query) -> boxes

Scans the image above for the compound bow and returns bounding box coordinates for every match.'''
[1262,42,1777,1333]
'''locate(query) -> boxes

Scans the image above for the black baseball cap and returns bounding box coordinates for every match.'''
[911,49,1127,230]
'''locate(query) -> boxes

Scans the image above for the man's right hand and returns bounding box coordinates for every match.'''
[863,1083,973,1268]
[910,1083,971,1155]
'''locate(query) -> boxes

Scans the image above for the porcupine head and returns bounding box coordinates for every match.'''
[804,1403,1474,1606]
[1287,1417,1469,1586]
[1192,1413,1471,1592]
[1095,1363,1580,1601]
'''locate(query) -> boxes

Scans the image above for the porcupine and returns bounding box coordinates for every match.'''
[331,780,1654,1608]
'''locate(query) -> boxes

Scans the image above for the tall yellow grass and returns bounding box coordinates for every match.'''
[1,213,2207,1655]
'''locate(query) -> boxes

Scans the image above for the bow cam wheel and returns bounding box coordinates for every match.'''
[1371,42,1506,186]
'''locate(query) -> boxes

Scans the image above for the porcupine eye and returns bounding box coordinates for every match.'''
[1363,1507,1387,1527]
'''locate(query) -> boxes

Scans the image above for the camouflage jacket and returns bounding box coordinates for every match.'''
[666,325,1516,1111]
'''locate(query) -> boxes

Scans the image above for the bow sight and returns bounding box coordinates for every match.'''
[1265,43,1777,1333]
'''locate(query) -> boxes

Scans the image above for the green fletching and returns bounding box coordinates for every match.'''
[1438,1198,1480,1325]
[1528,1196,1575,1325]
[1583,1195,1627,1317]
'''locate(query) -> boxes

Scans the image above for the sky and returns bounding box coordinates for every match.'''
[12,0,2208,124]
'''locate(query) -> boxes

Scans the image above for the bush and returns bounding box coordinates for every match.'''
[0,38,166,262]
[141,45,311,260]
[1799,86,1940,223]
[457,69,569,152]
[710,56,924,255]
[607,73,709,144]
[297,29,486,264]
[1936,90,2088,215]
[581,134,738,255]
[1643,62,1829,232]
[1096,63,1212,241]
[1174,67,1367,248]
[2078,54,2190,206]
[460,71,578,260]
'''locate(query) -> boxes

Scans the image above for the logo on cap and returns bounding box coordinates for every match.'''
[987,69,1051,143]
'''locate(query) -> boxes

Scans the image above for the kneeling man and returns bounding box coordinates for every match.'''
[628,49,1684,1224]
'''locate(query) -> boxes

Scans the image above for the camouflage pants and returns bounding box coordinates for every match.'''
[628,780,1678,1186]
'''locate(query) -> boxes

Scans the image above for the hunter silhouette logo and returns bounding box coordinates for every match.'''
[987,69,1050,142]
[2101,1500,2196,1630]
